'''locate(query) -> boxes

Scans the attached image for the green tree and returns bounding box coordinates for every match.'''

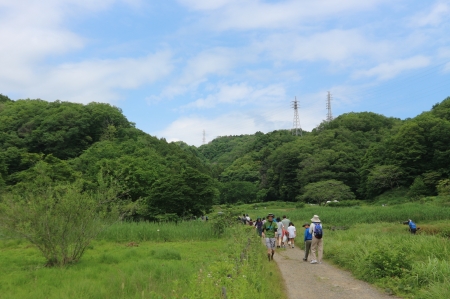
[407,176,429,199]
[300,179,355,206]
[437,179,450,196]
[366,165,403,196]
[219,181,257,204]
[0,174,124,267]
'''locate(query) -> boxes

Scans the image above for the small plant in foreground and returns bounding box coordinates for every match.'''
[364,247,412,281]
[0,177,124,267]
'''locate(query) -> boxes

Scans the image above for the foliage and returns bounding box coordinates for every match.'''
[408,176,430,199]
[366,165,403,196]
[300,179,355,206]
[436,179,450,196]
[219,181,258,204]
[363,247,412,280]
[0,177,123,266]
[0,225,285,299]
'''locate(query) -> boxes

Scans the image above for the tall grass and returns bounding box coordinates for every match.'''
[98,220,225,242]
[0,225,286,299]
[250,203,450,226]
[325,222,450,298]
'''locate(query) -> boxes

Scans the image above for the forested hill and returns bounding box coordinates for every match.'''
[197,97,450,204]
[0,96,217,220]
[2,95,450,217]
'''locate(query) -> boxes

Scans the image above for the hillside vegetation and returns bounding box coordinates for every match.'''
[197,96,450,204]
[0,96,217,221]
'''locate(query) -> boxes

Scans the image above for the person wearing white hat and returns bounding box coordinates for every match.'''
[309,215,323,264]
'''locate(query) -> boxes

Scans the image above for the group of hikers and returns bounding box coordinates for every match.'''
[250,213,323,263]
[242,212,418,263]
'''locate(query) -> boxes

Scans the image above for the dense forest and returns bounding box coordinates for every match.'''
[194,96,450,205]
[0,95,217,220]
[1,94,450,219]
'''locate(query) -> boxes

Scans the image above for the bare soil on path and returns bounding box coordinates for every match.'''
[273,246,400,299]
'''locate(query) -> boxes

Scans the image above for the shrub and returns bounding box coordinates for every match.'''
[0,179,123,267]
[363,247,412,282]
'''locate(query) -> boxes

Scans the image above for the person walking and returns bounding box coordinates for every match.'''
[255,218,263,237]
[276,217,284,248]
[287,222,296,248]
[262,213,277,261]
[302,223,312,261]
[281,215,291,248]
[309,215,323,264]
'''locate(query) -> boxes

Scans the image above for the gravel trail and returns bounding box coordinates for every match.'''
[272,246,400,299]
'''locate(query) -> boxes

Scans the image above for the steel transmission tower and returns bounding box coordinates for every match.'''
[326,91,333,122]
[202,130,206,145]
[291,97,302,136]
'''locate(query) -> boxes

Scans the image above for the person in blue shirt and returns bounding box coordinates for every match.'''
[403,219,417,234]
[302,223,313,261]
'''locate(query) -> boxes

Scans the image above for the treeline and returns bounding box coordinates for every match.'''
[196,97,450,204]
[0,95,218,220]
[2,94,450,215]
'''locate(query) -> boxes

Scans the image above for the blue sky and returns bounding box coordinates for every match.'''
[1,0,450,146]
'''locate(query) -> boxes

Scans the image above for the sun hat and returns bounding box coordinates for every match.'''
[311,215,321,223]
[302,223,310,227]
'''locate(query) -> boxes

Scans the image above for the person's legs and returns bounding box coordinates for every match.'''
[317,238,323,263]
[310,237,318,262]
[265,238,276,261]
[290,238,294,248]
[304,240,312,261]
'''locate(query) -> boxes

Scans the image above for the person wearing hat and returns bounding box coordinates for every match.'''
[309,215,323,264]
[262,213,277,261]
[302,223,313,261]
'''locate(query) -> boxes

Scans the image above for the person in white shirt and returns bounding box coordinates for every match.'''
[287,222,296,248]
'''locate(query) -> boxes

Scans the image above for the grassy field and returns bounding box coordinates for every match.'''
[3,199,450,298]
[0,222,285,299]
[227,199,450,298]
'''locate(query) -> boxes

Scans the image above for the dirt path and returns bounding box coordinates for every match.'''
[273,246,400,299]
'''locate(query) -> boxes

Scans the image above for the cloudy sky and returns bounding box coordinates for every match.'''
[1,0,450,146]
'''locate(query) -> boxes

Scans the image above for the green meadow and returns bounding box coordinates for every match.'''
[233,198,450,299]
[0,222,285,299]
[2,199,450,299]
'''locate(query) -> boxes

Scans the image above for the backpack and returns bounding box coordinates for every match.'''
[313,223,323,239]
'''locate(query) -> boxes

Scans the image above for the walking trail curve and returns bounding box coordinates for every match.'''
[272,246,400,299]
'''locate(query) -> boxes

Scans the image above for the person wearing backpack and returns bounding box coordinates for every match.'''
[309,215,323,264]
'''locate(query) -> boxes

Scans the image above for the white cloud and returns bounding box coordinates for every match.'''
[153,48,245,101]
[256,30,392,64]
[182,83,286,109]
[0,0,163,103]
[353,56,431,80]
[157,89,331,146]
[177,0,238,11]
[412,1,450,27]
[179,0,389,31]
[24,51,173,103]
